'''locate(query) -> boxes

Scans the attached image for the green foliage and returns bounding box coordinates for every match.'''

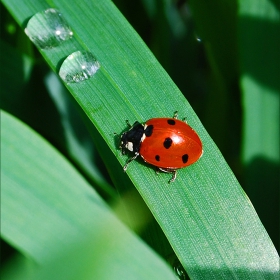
[238,0,280,249]
[1,0,279,279]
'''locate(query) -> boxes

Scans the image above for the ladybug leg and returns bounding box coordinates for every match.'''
[173,111,188,123]
[123,152,139,171]
[158,168,177,183]
[169,170,177,183]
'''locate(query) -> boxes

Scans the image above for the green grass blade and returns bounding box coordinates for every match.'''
[1,110,176,279]
[2,0,279,279]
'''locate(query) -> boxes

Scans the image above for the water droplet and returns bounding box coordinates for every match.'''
[25,8,73,49]
[194,32,203,43]
[167,254,188,280]
[173,262,188,280]
[59,51,100,83]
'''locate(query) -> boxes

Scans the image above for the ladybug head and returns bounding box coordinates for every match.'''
[120,121,144,155]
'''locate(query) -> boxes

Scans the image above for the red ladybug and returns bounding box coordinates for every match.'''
[120,112,203,182]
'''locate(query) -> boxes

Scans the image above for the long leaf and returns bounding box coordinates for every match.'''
[1,110,176,280]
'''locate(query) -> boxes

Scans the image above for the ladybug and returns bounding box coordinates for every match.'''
[120,112,203,183]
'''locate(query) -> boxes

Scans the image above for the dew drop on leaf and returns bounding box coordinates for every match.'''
[173,262,188,280]
[25,8,73,49]
[167,254,188,280]
[59,51,100,83]
[194,32,203,43]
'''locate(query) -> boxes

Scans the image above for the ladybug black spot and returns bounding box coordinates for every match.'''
[167,119,176,125]
[155,155,160,161]
[163,137,173,149]
[145,125,154,137]
[182,154,189,163]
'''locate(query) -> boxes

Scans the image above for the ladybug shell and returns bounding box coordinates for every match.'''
[140,118,202,169]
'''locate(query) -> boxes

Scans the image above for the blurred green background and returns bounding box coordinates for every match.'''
[1,0,279,276]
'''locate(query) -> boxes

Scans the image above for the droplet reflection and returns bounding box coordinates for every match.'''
[25,8,73,49]
[59,51,100,83]
[167,254,189,280]
[174,261,188,280]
